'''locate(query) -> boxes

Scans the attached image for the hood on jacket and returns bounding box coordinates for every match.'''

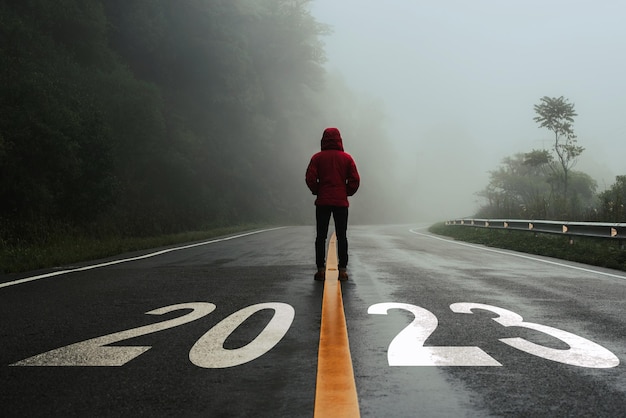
[320,127,344,151]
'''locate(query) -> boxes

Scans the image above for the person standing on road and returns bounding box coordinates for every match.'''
[305,127,360,281]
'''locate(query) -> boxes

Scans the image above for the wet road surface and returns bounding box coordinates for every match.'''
[1,225,625,417]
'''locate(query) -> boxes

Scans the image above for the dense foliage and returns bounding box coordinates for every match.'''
[476,153,599,220]
[0,0,400,251]
[598,175,626,222]
[477,155,625,221]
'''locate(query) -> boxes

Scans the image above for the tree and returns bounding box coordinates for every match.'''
[567,171,598,219]
[476,151,597,220]
[0,0,118,227]
[598,176,626,222]
[533,96,584,213]
[477,153,552,219]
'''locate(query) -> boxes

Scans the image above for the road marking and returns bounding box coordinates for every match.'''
[368,302,502,366]
[0,227,285,289]
[314,233,360,418]
[409,228,626,281]
[13,303,215,366]
[12,302,296,368]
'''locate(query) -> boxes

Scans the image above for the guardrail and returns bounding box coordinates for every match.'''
[446,218,626,247]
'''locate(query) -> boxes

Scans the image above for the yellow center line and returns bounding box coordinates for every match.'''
[314,233,360,417]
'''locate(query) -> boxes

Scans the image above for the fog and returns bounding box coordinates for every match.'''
[310,0,626,221]
[3,1,624,238]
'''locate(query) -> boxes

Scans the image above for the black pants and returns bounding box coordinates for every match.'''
[315,205,349,269]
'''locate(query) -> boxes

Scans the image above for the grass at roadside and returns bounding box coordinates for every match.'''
[429,222,626,273]
[0,224,268,274]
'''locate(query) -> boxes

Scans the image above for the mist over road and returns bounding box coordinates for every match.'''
[1,226,625,416]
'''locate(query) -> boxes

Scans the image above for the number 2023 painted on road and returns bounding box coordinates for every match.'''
[368,302,620,369]
[12,302,619,369]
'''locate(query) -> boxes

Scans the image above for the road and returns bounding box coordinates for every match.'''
[1,225,625,417]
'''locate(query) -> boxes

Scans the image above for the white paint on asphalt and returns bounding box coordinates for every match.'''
[13,301,295,368]
[369,301,619,368]
[190,302,295,368]
[409,228,626,281]
[0,227,285,289]
[369,302,502,366]
[451,303,620,368]
[12,302,216,366]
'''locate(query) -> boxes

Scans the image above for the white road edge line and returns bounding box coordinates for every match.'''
[0,227,286,289]
[409,227,626,281]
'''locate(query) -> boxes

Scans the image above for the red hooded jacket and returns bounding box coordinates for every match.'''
[305,127,360,207]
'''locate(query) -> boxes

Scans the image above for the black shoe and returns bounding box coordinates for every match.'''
[338,268,348,281]
[314,268,325,281]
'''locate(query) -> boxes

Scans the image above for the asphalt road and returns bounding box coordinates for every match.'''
[1,225,625,417]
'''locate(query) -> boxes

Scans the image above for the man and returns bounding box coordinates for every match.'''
[305,127,360,281]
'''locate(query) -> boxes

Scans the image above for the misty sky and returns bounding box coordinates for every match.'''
[310,1,626,217]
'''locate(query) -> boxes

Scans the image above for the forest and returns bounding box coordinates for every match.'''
[0,0,401,250]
